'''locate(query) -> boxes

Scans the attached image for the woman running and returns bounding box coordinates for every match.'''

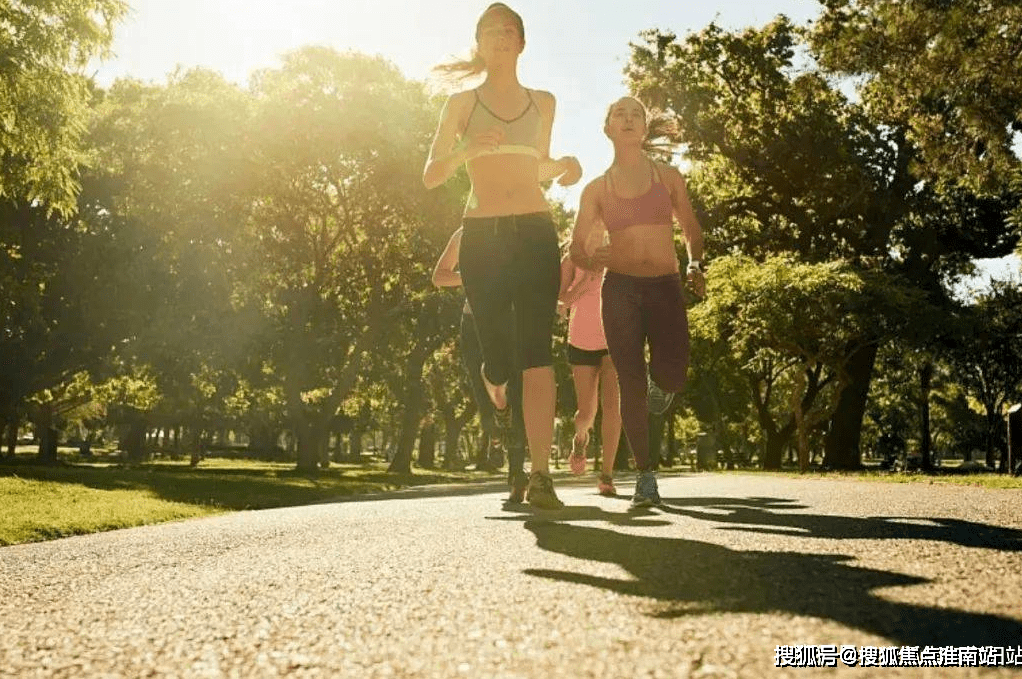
[557,233,622,496]
[423,3,581,509]
[432,227,529,502]
[569,96,705,507]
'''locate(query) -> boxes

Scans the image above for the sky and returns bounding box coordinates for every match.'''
[91,0,1019,286]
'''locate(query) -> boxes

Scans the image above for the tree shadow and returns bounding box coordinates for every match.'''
[656,496,1022,552]
[518,517,1022,648]
[0,462,510,511]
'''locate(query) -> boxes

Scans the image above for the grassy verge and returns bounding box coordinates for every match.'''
[3,453,1018,546]
[0,455,503,546]
[715,466,1022,489]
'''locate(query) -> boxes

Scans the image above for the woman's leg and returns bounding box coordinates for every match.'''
[601,273,652,471]
[647,275,690,394]
[571,364,600,443]
[598,354,622,475]
[513,214,562,507]
[459,220,516,409]
[460,311,495,467]
[569,362,600,474]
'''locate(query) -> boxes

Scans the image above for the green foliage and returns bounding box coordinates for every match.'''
[0,0,127,214]
[690,253,927,467]
[812,0,1022,201]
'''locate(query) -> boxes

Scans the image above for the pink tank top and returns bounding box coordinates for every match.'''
[567,268,607,351]
[602,159,673,233]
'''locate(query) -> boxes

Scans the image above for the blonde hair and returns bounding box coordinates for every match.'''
[433,3,525,84]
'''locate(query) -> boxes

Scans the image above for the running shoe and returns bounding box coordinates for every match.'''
[647,377,675,415]
[568,432,587,475]
[597,474,617,497]
[526,471,564,510]
[630,470,661,508]
[507,470,529,503]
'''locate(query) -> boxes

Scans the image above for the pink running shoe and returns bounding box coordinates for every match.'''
[597,474,617,497]
[568,433,587,475]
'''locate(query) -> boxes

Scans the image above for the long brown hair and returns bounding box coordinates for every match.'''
[433,3,525,84]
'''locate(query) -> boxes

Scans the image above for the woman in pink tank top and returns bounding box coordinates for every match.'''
[567,96,706,508]
[557,230,623,496]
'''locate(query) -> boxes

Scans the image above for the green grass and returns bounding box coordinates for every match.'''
[0,456,503,546]
[717,466,1022,489]
[3,452,1018,547]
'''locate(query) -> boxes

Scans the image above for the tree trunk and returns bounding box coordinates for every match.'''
[919,362,934,472]
[349,428,363,462]
[984,407,999,469]
[443,425,463,470]
[417,421,436,469]
[389,380,424,474]
[295,420,325,473]
[823,343,878,470]
[123,416,147,464]
[665,415,678,467]
[389,351,429,474]
[761,422,794,470]
[648,412,666,469]
[35,403,59,464]
[5,415,17,458]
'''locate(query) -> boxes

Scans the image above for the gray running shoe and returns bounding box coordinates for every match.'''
[631,470,661,508]
[526,471,565,510]
[647,377,675,415]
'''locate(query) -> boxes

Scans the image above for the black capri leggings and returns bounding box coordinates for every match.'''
[458,212,560,387]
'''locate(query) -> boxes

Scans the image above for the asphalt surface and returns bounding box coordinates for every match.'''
[2,473,1021,678]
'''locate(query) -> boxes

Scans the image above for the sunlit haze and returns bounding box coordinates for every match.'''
[93,0,1019,284]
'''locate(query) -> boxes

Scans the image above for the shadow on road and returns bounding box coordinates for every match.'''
[517,517,1022,648]
[656,496,1022,552]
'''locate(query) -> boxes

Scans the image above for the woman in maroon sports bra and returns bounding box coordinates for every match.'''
[423,3,582,509]
[568,96,705,508]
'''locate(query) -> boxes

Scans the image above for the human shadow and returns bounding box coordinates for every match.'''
[519,518,1022,648]
[656,496,1022,552]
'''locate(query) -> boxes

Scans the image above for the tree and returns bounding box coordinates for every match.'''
[947,279,1022,469]
[692,254,924,470]
[811,0,1022,209]
[0,0,127,215]
[84,69,253,461]
[238,48,463,472]
[625,18,1019,468]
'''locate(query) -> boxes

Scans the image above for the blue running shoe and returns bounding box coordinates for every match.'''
[631,470,661,508]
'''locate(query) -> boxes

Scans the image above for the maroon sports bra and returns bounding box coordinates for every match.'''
[602,160,673,233]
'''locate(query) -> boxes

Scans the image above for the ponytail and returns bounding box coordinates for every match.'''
[432,50,487,85]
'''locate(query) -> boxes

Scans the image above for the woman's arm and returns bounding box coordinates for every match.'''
[667,166,706,296]
[423,93,502,189]
[569,181,610,271]
[533,90,582,186]
[431,228,463,288]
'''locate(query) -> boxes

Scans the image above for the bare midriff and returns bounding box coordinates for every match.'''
[465,154,548,218]
[606,223,681,277]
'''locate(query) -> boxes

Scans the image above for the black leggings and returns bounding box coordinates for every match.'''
[601,271,690,471]
[459,212,560,387]
[460,311,526,475]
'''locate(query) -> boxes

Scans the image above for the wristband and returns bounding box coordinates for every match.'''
[687,260,703,272]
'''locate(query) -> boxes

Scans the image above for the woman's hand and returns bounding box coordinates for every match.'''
[556,156,582,186]
[464,127,504,159]
[580,244,612,271]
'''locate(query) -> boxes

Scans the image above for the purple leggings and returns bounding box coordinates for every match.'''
[601,271,690,471]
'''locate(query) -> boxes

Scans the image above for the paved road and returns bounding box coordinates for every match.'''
[2,473,1021,678]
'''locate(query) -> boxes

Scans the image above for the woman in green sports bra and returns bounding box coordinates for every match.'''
[423,2,581,510]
